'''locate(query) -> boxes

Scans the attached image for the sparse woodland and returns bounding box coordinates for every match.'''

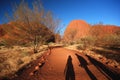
[0,0,120,79]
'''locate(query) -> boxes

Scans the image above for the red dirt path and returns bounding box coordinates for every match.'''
[10,47,120,80]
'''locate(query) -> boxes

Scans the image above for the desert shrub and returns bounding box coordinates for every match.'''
[80,36,97,48]
[69,41,75,45]
[20,42,33,47]
[0,56,7,63]
[62,43,68,47]
[0,39,7,46]
[99,34,120,48]
[77,44,86,50]
[21,51,29,57]
[17,59,24,65]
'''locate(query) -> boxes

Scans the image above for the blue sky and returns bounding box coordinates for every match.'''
[0,0,120,33]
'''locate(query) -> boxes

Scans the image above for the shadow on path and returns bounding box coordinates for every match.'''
[64,55,75,80]
[75,54,97,80]
[86,55,120,80]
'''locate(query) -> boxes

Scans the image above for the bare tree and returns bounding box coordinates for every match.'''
[54,31,61,43]
[43,11,61,33]
[43,11,61,43]
[5,0,60,53]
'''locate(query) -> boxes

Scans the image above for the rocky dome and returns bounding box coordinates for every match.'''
[90,24,120,37]
[64,20,90,41]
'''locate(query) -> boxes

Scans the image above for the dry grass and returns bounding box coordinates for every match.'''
[0,45,48,78]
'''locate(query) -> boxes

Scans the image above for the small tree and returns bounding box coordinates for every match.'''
[55,32,61,43]
[65,29,78,43]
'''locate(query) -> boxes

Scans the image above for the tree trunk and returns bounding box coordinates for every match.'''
[34,36,38,53]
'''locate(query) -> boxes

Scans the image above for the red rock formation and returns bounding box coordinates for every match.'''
[64,20,120,41]
[64,20,90,41]
[90,24,120,37]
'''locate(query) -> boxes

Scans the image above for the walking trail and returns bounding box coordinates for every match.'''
[11,47,120,80]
